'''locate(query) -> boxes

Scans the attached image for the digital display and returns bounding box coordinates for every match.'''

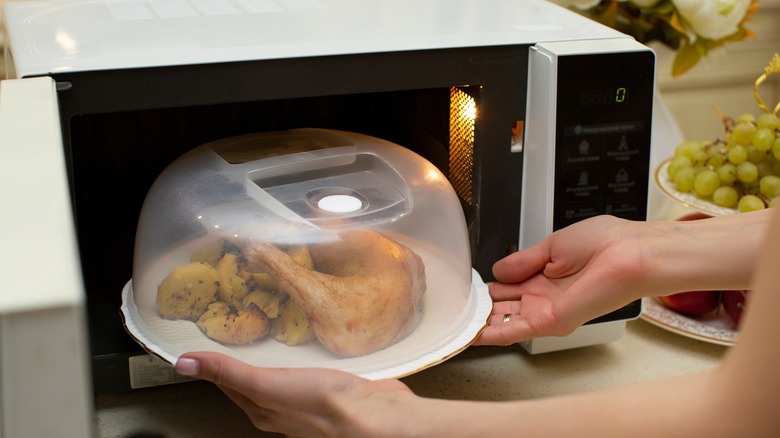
[579,87,629,106]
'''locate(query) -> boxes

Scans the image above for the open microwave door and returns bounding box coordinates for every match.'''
[0,77,94,438]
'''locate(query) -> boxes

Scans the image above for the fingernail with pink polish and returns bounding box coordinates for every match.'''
[175,357,200,376]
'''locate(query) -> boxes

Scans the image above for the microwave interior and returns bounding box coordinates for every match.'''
[51,46,531,393]
[47,43,651,393]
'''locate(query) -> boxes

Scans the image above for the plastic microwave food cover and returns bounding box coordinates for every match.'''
[121,128,491,380]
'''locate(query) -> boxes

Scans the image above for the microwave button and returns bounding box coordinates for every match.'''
[561,135,604,168]
[605,163,642,198]
[559,168,603,202]
[604,132,643,163]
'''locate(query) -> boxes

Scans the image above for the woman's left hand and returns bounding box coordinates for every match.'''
[175,352,417,437]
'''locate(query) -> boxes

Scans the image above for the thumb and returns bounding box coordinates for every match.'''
[493,239,551,283]
[175,351,255,391]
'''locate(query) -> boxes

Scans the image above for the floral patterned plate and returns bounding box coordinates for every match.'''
[640,297,737,346]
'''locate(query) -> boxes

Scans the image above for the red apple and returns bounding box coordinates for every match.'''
[659,291,721,317]
[677,212,713,221]
[722,290,749,329]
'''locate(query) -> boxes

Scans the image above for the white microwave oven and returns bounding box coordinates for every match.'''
[0,0,654,432]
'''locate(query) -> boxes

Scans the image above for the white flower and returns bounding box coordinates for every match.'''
[672,0,751,40]
[551,0,602,10]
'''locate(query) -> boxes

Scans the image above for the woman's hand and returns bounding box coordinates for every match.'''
[175,352,419,437]
[474,215,646,346]
[473,209,771,347]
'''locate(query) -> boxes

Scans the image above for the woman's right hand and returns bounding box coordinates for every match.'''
[475,215,646,346]
[475,209,771,347]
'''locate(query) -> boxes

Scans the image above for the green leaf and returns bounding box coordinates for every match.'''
[668,12,687,35]
[672,44,701,77]
[654,0,676,15]
[693,38,709,57]
[720,27,749,43]
[594,0,619,27]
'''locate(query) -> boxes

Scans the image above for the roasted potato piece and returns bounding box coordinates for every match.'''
[238,266,254,282]
[271,299,316,346]
[242,290,282,319]
[189,238,225,266]
[216,253,248,307]
[196,302,270,345]
[251,272,279,291]
[156,261,220,320]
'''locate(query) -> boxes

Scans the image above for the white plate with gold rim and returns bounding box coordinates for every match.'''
[640,297,737,347]
[654,158,738,217]
[120,237,492,380]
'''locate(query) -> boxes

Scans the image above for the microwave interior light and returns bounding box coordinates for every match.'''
[448,87,477,206]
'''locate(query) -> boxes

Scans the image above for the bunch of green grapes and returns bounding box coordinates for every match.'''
[667,111,780,212]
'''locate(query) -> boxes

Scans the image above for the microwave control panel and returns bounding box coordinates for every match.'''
[520,39,654,329]
[521,39,655,249]
[552,50,655,232]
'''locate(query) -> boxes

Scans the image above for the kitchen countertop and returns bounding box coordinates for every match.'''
[94,318,728,438]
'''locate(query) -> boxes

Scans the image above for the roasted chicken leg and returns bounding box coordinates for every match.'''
[243,229,426,357]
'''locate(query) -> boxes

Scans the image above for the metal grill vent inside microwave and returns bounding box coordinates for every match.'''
[448,87,476,206]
